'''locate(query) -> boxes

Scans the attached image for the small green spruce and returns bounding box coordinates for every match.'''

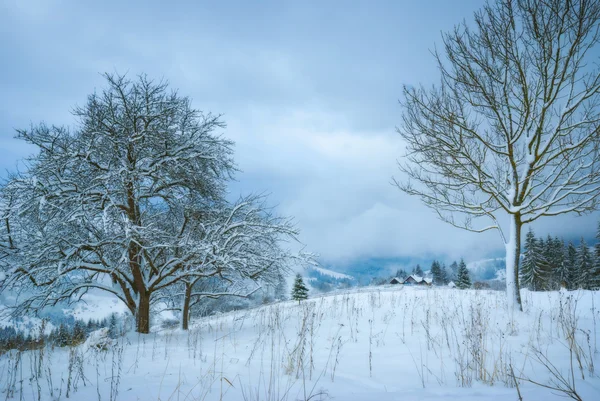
[291,274,309,303]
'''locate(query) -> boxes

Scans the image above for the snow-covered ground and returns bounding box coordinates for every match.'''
[1,286,599,400]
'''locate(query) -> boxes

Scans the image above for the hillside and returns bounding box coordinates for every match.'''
[1,286,599,400]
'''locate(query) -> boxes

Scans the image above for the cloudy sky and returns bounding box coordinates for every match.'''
[1,0,598,270]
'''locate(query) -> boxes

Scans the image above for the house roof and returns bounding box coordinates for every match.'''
[403,275,432,284]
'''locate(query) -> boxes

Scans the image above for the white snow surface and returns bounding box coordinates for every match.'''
[406,274,432,284]
[1,287,599,400]
[80,327,114,353]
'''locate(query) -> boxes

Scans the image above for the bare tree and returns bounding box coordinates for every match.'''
[1,73,237,333]
[395,0,600,310]
[0,188,16,288]
[175,195,307,330]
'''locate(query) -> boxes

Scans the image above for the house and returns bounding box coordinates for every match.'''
[389,277,403,285]
[448,281,456,288]
[402,275,432,286]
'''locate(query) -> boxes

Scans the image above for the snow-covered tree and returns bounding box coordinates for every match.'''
[0,188,17,284]
[563,242,578,290]
[546,236,565,290]
[547,237,569,290]
[413,264,424,277]
[520,229,536,290]
[175,195,308,330]
[455,259,471,289]
[520,228,551,291]
[291,274,309,302]
[447,261,459,282]
[575,238,594,289]
[1,74,241,333]
[593,222,600,289]
[395,0,600,310]
[430,260,447,285]
[108,313,119,339]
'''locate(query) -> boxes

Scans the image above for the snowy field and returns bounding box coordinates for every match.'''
[1,286,600,401]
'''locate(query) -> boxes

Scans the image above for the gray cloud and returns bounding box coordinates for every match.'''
[1,0,597,267]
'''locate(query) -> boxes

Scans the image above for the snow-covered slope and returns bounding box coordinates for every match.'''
[0,289,130,332]
[310,266,354,280]
[1,287,599,400]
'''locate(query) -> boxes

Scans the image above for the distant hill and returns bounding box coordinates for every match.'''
[318,255,508,285]
[466,258,506,281]
[305,266,356,293]
[320,256,417,285]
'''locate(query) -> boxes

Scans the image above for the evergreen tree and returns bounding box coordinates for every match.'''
[550,237,569,289]
[430,260,447,285]
[543,236,560,290]
[447,261,459,282]
[575,238,593,289]
[86,319,95,334]
[520,228,536,289]
[535,238,553,290]
[456,259,471,289]
[55,323,70,347]
[291,274,309,302]
[564,242,578,290]
[520,229,551,291]
[395,269,408,280]
[73,320,86,344]
[413,264,424,277]
[592,222,600,289]
[108,313,119,339]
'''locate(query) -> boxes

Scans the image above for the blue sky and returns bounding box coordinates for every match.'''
[1,0,598,269]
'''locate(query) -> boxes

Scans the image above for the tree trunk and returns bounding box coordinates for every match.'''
[182,283,192,331]
[136,292,151,334]
[505,213,523,311]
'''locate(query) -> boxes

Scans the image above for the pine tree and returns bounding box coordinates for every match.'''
[72,320,86,345]
[575,238,593,289]
[291,274,309,303]
[592,222,600,290]
[520,229,552,291]
[550,237,569,289]
[413,264,424,277]
[55,323,70,347]
[430,260,447,285]
[543,236,559,290]
[395,269,408,280]
[520,228,536,290]
[456,259,471,289]
[108,313,119,339]
[447,261,459,282]
[535,238,553,290]
[564,242,578,290]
